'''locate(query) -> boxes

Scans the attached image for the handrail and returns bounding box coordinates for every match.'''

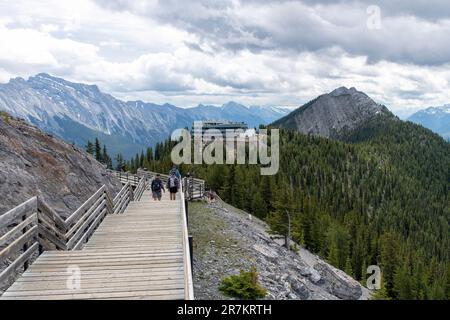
[133,177,147,201]
[180,179,194,300]
[113,182,133,214]
[0,198,39,286]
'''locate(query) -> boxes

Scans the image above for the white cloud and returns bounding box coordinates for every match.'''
[0,0,449,116]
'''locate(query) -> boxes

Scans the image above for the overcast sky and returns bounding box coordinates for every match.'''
[0,0,449,117]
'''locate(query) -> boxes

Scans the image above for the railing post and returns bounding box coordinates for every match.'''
[189,236,193,276]
[185,198,189,226]
[22,214,29,271]
[36,200,43,255]
[130,184,134,202]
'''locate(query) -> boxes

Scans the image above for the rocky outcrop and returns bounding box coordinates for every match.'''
[314,262,362,300]
[0,113,122,218]
[272,87,393,139]
[189,200,370,300]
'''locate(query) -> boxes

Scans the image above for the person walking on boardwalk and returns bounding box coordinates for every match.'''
[151,174,165,201]
[169,164,181,179]
[167,172,179,200]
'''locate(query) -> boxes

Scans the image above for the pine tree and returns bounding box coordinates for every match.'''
[146,147,153,162]
[393,263,413,300]
[115,153,125,171]
[95,138,102,162]
[327,241,339,267]
[102,144,111,168]
[379,232,400,297]
[251,192,267,219]
[266,185,293,248]
[139,151,145,167]
[85,140,94,155]
[371,278,391,300]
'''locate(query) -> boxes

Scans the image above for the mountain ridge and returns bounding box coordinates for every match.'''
[0,73,290,157]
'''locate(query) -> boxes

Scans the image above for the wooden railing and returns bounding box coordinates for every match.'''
[0,177,147,290]
[133,177,146,201]
[0,197,39,286]
[113,182,133,214]
[179,180,194,300]
[183,176,205,200]
[64,186,112,250]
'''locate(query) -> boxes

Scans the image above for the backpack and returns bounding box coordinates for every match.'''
[151,179,161,192]
[168,176,177,188]
[170,168,181,178]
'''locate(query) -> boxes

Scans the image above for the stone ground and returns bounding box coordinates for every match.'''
[189,199,371,300]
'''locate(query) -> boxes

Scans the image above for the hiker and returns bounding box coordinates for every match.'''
[169,164,181,179]
[167,172,179,201]
[151,174,165,201]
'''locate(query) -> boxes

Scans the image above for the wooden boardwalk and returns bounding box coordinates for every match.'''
[1,190,190,300]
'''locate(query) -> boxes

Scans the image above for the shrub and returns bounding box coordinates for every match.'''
[219,266,267,299]
[0,111,10,124]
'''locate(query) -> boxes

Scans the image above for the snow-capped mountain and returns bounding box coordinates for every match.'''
[408,105,450,140]
[0,73,290,157]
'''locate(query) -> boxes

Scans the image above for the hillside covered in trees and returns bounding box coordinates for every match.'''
[117,114,450,300]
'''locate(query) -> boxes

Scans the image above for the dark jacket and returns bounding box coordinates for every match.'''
[151,178,165,192]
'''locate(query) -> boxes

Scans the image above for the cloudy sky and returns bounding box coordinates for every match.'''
[0,0,449,117]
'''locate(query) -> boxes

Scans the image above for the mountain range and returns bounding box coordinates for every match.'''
[407,104,450,140]
[0,73,290,157]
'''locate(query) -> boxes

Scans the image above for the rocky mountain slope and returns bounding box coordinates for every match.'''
[189,200,370,300]
[272,87,393,138]
[0,112,122,218]
[408,104,450,140]
[0,74,289,157]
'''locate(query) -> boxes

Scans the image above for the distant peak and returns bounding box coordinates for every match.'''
[8,77,26,84]
[330,86,358,97]
[222,101,248,109]
[422,104,450,115]
[35,73,52,78]
[29,73,62,83]
[27,73,102,92]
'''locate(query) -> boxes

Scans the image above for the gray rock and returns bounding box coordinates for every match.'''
[0,116,122,218]
[288,276,310,300]
[308,268,322,283]
[313,262,362,300]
